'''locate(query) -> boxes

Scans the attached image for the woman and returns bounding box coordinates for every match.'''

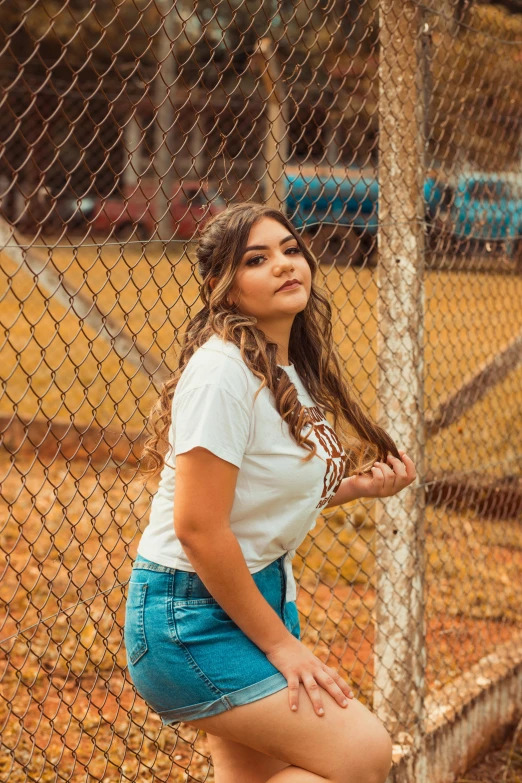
[125,202,417,783]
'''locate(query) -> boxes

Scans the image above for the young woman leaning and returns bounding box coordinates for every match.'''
[124,202,417,783]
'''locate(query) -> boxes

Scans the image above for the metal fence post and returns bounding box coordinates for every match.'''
[374,1,428,780]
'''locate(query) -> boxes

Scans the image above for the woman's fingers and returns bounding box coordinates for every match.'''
[301,674,325,716]
[402,453,417,480]
[287,675,300,712]
[386,453,407,477]
[287,667,355,715]
[375,461,395,477]
[301,671,356,717]
[371,464,386,485]
[373,461,396,488]
[368,449,418,498]
[316,668,354,707]
[392,452,417,484]
[397,449,417,475]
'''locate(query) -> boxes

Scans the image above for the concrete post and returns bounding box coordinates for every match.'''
[375,1,428,780]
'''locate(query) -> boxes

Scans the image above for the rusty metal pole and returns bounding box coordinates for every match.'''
[375,1,428,781]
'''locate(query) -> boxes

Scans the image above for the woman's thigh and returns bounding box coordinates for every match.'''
[205,732,290,783]
[188,684,393,783]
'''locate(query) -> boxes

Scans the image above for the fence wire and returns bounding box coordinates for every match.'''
[1,1,522,781]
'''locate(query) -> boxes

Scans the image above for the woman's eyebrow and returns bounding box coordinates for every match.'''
[243,234,296,254]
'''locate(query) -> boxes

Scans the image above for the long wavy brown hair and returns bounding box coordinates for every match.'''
[137,201,400,487]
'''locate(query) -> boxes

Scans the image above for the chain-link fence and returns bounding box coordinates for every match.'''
[1,1,522,781]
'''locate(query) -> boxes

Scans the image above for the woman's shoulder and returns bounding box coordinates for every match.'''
[175,334,252,401]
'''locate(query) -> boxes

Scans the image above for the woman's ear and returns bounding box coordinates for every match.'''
[209,276,235,306]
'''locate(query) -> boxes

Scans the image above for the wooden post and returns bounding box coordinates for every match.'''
[122,112,143,191]
[257,38,289,212]
[375,1,428,780]
[153,0,179,243]
[187,99,207,180]
[325,120,340,168]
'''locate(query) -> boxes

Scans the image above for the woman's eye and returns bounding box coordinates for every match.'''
[246,247,300,266]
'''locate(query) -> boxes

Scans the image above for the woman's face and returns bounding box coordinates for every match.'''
[213,217,311,321]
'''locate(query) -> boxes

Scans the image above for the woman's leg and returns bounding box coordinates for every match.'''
[266,769,334,782]
[188,684,393,783]
[205,732,290,783]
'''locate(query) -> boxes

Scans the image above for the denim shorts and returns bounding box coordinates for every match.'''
[124,552,301,726]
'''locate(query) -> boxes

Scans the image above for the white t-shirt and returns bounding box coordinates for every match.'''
[137,333,348,601]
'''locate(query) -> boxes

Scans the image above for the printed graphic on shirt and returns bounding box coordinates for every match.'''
[307,406,348,509]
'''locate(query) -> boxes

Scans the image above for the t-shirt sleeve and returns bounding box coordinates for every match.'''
[173,384,251,468]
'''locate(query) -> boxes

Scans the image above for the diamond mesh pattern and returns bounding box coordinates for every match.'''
[1,1,522,779]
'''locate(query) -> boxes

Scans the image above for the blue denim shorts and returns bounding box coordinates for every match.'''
[124,553,301,726]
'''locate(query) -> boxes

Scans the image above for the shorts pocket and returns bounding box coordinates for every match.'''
[172,599,233,647]
[173,597,218,607]
[125,580,149,665]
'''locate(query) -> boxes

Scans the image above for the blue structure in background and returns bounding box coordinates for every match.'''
[284,169,522,261]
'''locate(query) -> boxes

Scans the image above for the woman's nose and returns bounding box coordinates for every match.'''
[275,253,294,270]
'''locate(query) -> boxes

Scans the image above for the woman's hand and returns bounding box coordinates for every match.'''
[266,635,355,716]
[347,449,417,499]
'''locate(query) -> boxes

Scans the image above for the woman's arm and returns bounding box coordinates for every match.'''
[323,477,363,509]
[174,446,292,654]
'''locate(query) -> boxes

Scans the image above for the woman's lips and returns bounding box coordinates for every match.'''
[277,281,301,291]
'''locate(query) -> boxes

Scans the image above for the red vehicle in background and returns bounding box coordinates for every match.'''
[77,179,226,241]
